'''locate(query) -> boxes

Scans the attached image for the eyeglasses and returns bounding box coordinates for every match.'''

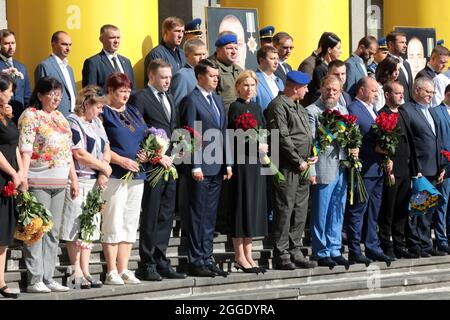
[419,88,435,95]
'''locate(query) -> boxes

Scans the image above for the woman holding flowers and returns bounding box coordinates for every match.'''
[227,70,268,273]
[0,74,23,298]
[60,85,111,289]
[18,77,78,293]
[100,73,147,285]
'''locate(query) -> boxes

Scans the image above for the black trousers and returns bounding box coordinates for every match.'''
[378,174,411,251]
[139,176,177,271]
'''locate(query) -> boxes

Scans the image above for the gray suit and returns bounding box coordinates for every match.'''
[169,64,196,108]
[306,99,348,184]
[35,55,76,117]
[345,54,367,98]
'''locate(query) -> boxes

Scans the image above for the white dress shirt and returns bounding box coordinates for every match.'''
[432,70,450,107]
[260,69,279,98]
[103,49,124,73]
[356,97,377,120]
[52,54,76,112]
[148,84,171,120]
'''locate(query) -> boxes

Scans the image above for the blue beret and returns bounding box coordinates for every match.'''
[215,34,237,47]
[185,18,202,35]
[259,26,275,39]
[437,39,445,46]
[286,71,311,86]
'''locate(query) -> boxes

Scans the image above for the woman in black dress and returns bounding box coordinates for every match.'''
[0,74,24,299]
[228,70,268,273]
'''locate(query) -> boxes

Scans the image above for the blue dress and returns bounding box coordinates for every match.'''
[102,104,147,180]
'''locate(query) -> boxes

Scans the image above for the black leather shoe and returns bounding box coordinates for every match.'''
[158,267,187,279]
[189,266,216,277]
[394,247,418,259]
[439,246,450,254]
[233,262,260,274]
[274,262,296,270]
[207,264,229,277]
[420,251,431,258]
[408,247,421,258]
[318,257,336,269]
[432,248,448,256]
[366,251,394,266]
[332,255,350,270]
[135,267,163,281]
[383,247,396,260]
[293,258,317,269]
[0,285,19,299]
[348,253,371,266]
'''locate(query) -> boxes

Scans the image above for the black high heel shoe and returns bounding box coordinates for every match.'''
[233,262,260,274]
[0,285,19,299]
[256,266,267,274]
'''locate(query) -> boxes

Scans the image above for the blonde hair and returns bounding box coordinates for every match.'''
[74,85,107,116]
[234,70,258,97]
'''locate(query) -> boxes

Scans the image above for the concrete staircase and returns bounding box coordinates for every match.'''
[5,220,450,300]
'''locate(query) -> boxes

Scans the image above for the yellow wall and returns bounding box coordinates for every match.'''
[7,0,159,90]
[220,0,350,69]
[384,0,450,44]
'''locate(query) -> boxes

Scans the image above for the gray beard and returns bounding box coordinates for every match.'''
[323,98,338,109]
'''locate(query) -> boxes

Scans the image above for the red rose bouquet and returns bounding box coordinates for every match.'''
[336,113,369,205]
[2,181,18,197]
[442,150,450,162]
[371,112,401,187]
[234,112,284,184]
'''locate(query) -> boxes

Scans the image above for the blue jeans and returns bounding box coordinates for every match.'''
[311,169,347,258]
[435,179,450,247]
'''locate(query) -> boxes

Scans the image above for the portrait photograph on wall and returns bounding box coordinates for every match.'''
[205,7,260,70]
[395,27,436,79]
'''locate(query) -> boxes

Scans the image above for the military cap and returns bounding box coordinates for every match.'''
[259,26,275,40]
[215,34,237,47]
[378,37,388,50]
[185,18,202,35]
[437,39,445,46]
[286,71,311,85]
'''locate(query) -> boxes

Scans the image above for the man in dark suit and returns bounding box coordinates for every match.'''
[347,76,394,265]
[327,60,353,108]
[130,59,186,281]
[180,59,232,277]
[144,17,186,85]
[0,29,32,122]
[416,45,450,80]
[82,24,136,92]
[266,71,318,270]
[273,32,294,84]
[404,77,446,256]
[378,81,419,259]
[432,84,450,252]
[386,31,414,102]
[34,31,76,118]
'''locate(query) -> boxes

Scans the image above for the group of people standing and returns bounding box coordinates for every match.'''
[0,15,448,300]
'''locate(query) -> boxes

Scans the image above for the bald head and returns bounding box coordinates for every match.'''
[355,76,379,105]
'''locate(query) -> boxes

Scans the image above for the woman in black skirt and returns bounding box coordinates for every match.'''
[0,74,24,298]
[228,70,268,273]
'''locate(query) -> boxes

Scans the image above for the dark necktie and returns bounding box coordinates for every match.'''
[158,91,171,121]
[207,94,221,126]
[111,56,120,72]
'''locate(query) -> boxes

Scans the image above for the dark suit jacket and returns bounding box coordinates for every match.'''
[180,87,229,176]
[348,99,383,178]
[129,87,179,142]
[82,50,136,91]
[34,55,76,117]
[0,59,32,122]
[431,104,450,174]
[415,64,437,81]
[274,61,292,84]
[395,57,414,103]
[404,102,442,177]
[297,52,318,77]
[380,105,419,177]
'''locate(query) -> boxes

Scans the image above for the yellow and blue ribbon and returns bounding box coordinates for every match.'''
[319,126,335,142]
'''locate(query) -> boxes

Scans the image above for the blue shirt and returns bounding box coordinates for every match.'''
[145,42,186,84]
[102,104,147,179]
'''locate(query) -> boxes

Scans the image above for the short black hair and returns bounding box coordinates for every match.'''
[194,59,218,80]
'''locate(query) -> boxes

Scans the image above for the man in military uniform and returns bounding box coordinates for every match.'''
[266,71,318,270]
[183,18,203,44]
[259,25,275,47]
[208,33,243,115]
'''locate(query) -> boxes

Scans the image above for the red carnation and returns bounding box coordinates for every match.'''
[151,157,161,166]
[2,181,17,197]
[442,150,450,161]
[342,114,357,125]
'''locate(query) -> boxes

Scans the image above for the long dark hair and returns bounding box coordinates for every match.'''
[375,56,400,84]
[319,33,341,59]
[29,77,63,109]
[0,73,15,124]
